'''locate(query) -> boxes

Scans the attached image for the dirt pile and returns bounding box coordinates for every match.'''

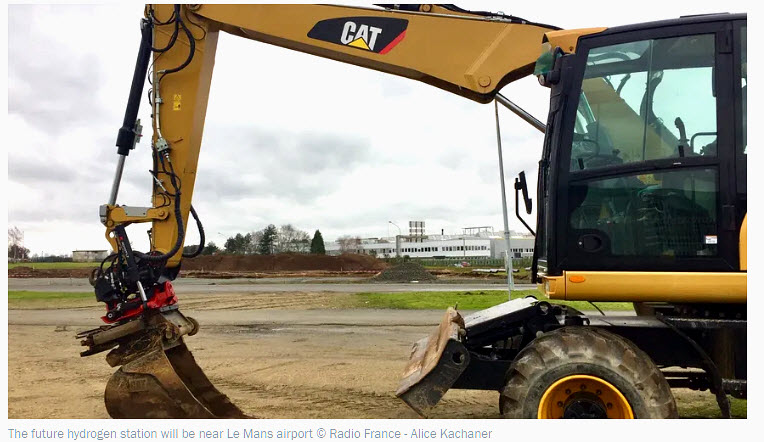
[372,262,436,282]
[182,253,388,273]
[9,266,95,279]
[8,254,388,279]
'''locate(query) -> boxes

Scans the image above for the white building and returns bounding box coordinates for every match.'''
[325,224,534,260]
[72,250,109,262]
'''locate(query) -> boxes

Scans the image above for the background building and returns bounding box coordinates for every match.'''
[325,223,534,260]
[72,250,109,262]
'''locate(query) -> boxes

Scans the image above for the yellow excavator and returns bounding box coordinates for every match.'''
[78,4,746,419]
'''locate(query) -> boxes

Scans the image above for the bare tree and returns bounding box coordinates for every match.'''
[8,226,29,261]
[246,230,263,254]
[276,224,310,253]
[337,235,362,254]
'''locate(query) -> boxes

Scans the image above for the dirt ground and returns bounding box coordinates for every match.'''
[7,292,489,419]
[7,290,741,419]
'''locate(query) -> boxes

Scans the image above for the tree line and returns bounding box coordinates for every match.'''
[8,225,328,262]
[184,224,326,256]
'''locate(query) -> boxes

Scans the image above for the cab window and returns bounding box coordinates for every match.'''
[571,34,717,171]
[568,168,718,257]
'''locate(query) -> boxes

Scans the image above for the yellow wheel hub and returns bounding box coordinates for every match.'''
[538,374,633,419]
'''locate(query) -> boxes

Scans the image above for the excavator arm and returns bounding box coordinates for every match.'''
[82,3,561,419]
[96,3,559,321]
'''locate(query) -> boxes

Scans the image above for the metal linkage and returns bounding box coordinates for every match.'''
[496,93,545,133]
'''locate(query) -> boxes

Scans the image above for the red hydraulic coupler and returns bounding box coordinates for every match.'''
[101,281,178,323]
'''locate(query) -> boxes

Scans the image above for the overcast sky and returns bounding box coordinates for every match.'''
[6,0,750,256]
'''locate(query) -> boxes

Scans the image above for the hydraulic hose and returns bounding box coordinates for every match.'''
[159,13,195,78]
[182,205,205,258]
[136,156,184,262]
[150,6,180,53]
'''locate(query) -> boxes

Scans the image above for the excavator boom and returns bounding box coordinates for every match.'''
[194,4,557,103]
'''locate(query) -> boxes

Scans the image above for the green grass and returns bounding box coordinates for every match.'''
[729,397,747,417]
[9,290,93,300]
[676,394,747,419]
[349,289,634,311]
[724,397,747,418]
[8,262,98,269]
[8,290,95,309]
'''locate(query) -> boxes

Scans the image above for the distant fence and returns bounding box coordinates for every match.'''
[384,257,533,268]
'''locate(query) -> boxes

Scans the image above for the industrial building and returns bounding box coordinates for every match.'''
[325,222,534,260]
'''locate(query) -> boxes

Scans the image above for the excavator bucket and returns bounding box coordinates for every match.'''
[78,309,246,418]
[395,308,470,417]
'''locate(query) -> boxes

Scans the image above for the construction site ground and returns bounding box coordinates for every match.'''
[7,278,745,419]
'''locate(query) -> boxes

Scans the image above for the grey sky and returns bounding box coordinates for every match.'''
[6,1,749,256]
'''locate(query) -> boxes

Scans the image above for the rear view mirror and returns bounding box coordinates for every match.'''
[514,171,535,236]
[516,171,532,214]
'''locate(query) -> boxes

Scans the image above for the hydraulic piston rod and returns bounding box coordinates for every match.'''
[496,93,545,133]
[108,155,127,206]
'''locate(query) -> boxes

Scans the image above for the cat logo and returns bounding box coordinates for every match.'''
[308,17,408,54]
[340,22,383,51]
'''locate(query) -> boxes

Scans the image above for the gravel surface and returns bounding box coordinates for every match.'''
[372,262,436,282]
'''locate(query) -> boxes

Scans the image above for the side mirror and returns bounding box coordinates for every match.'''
[516,171,532,215]
[514,171,535,237]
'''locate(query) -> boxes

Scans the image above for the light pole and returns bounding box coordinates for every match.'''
[215,232,228,252]
[389,221,401,257]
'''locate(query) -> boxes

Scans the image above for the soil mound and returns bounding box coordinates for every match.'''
[372,262,436,282]
[182,253,387,272]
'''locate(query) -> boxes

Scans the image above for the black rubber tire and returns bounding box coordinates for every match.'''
[499,326,677,419]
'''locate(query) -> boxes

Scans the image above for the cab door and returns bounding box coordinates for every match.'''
[554,19,742,273]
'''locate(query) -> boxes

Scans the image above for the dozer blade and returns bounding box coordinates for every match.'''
[396,307,470,417]
[79,309,247,418]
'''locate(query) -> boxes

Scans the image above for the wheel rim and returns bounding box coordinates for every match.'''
[537,374,633,419]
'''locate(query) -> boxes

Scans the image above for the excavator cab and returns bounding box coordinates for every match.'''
[399,13,747,418]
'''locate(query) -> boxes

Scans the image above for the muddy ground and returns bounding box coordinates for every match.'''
[8,290,739,419]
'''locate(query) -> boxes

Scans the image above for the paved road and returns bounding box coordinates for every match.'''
[8,307,629,328]
[9,277,535,293]
[8,308,457,327]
